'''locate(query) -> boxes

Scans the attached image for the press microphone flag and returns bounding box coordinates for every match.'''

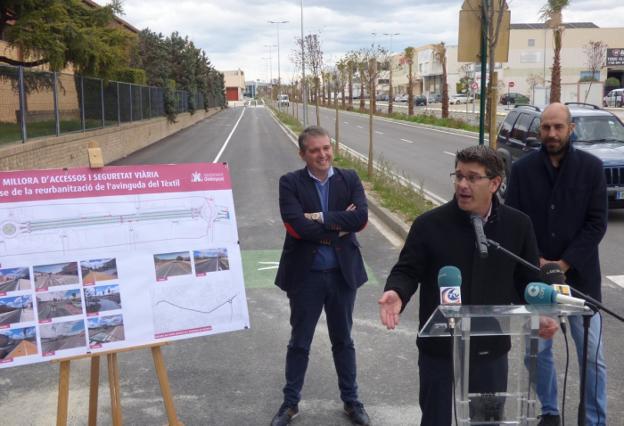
[438,265,462,305]
[524,282,586,308]
[539,262,573,296]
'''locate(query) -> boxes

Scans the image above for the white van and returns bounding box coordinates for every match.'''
[277,94,290,107]
[603,88,624,108]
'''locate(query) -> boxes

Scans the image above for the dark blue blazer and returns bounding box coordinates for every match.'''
[275,167,368,293]
[506,144,607,300]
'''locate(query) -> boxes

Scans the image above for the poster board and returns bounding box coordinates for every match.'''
[0,163,250,368]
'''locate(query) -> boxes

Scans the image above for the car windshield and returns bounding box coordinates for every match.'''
[572,116,624,143]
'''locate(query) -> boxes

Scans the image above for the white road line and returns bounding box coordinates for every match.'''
[443,151,456,157]
[400,138,414,144]
[213,108,245,162]
[368,212,404,248]
[357,125,363,129]
[375,131,384,135]
[344,121,349,125]
[606,275,624,288]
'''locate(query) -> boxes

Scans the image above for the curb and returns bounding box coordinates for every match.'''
[267,106,418,242]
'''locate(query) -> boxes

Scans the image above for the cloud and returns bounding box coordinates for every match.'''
[95,0,623,82]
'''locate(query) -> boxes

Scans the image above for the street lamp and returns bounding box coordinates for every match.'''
[264,44,277,93]
[268,19,289,106]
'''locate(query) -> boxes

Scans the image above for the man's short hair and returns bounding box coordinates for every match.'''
[455,145,505,178]
[298,126,330,151]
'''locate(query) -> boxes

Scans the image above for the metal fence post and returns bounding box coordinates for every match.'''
[53,72,60,136]
[129,84,133,122]
[17,66,27,143]
[100,78,105,128]
[148,87,152,118]
[116,82,120,125]
[80,75,85,131]
[139,85,143,120]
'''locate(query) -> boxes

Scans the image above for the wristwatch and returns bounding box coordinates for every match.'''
[310,212,322,221]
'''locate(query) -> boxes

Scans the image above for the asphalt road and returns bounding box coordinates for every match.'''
[0,105,621,425]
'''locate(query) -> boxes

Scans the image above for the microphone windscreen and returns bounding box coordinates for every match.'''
[524,282,555,305]
[540,262,566,284]
[438,265,462,287]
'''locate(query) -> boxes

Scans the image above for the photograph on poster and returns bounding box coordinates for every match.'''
[80,258,118,285]
[40,320,86,354]
[33,262,80,289]
[193,248,229,276]
[36,290,83,321]
[151,277,244,338]
[84,284,122,314]
[0,295,34,325]
[0,326,37,361]
[153,251,193,280]
[0,267,31,292]
[87,314,125,346]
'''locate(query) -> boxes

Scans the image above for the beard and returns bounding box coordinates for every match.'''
[543,137,569,156]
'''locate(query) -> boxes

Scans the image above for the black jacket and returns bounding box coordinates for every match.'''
[275,167,368,294]
[385,197,539,359]
[506,144,607,300]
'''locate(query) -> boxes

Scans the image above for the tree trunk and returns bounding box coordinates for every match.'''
[348,72,353,108]
[441,63,449,118]
[388,67,394,114]
[408,63,414,116]
[550,28,562,103]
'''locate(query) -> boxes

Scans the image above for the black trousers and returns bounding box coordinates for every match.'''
[418,351,508,426]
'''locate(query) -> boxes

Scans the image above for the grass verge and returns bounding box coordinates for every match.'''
[269,104,434,222]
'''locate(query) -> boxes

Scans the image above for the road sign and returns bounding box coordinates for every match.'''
[471,81,479,91]
[509,81,515,88]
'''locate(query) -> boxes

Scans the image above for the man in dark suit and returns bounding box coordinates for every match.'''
[506,103,608,426]
[271,126,370,426]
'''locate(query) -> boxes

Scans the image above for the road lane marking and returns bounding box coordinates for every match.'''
[368,212,404,248]
[344,121,349,125]
[375,131,384,135]
[400,138,414,144]
[443,151,456,156]
[607,275,624,288]
[213,107,245,162]
[357,125,363,129]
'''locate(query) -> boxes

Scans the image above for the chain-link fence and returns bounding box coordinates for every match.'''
[0,65,212,145]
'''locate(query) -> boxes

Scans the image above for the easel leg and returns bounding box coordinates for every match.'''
[152,346,182,426]
[89,356,100,426]
[56,360,71,426]
[107,353,123,426]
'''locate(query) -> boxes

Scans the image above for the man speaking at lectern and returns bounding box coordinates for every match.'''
[379,145,558,425]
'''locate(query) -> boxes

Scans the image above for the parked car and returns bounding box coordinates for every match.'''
[277,94,290,107]
[450,94,471,104]
[394,94,408,103]
[603,88,624,108]
[427,93,442,104]
[376,94,389,101]
[500,92,530,105]
[414,95,427,106]
[496,102,624,208]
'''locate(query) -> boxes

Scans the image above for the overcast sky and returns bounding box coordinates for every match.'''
[97,0,624,83]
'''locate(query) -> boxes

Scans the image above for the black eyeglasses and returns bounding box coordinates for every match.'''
[450,172,492,185]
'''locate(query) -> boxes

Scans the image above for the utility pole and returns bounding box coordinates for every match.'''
[300,0,308,127]
[269,20,289,107]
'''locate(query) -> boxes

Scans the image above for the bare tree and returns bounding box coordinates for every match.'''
[336,58,348,107]
[433,42,449,119]
[485,0,509,137]
[583,40,607,102]
[403,46,416,116]
[305,34,323,125]
[526,73,545,104]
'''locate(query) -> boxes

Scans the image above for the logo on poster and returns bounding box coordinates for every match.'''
[191,172,203,183]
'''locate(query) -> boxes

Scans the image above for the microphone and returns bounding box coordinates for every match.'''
[524,282,586,308]
[540,261,573,297]
[438,265,462,305]
[470,213,489,259]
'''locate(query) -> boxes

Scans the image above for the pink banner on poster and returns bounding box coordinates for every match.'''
[0,163,231,203]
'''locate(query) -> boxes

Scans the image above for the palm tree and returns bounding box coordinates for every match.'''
[433,42,449,118]
[540,0,570,103]
[403,46,415,116]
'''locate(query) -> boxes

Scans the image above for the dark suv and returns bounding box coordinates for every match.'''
[496,103,624,208]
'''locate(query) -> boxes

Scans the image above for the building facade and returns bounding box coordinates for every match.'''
[222,69,246,102]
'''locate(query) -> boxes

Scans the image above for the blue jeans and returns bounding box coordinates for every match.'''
[282,269,358,406]
[536,313,607,425]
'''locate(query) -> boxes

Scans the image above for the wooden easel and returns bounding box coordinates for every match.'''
[55,343,182,426]
[54,144,182,425]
